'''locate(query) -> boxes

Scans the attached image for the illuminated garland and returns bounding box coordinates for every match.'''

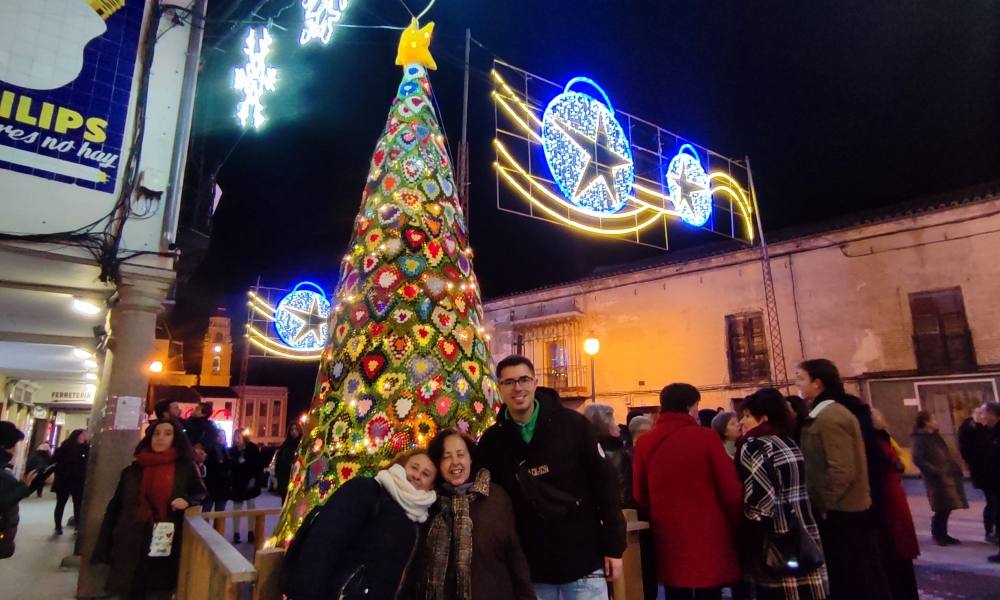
[491,69,755,241]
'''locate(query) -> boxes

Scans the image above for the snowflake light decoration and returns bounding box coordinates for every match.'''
[665,144,712,227]
[540,77,634,215]
[234,28,278,129]
[300,0,350,46]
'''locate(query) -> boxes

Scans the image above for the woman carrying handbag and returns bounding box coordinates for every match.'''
[736,389,828,600]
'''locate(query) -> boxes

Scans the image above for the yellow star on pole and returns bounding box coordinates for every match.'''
[395,18,437,70]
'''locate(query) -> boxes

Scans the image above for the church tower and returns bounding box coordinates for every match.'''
[199,311,233,387]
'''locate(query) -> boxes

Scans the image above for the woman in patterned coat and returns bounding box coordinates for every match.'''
[737,389,829,600]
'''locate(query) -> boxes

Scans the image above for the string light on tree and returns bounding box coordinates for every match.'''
[665,144,712,227]
[234,27,278,129]
[300,0,351,46]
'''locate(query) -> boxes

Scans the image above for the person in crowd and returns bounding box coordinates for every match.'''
[911,410,968,545]
[274,422,303,502]
[958,404,994,543]
[698,408,720,428]
[784,396,809,443]
[25,442,51,497]
[478,355,625,599]
[0,421,38,559]
[626,413,658,600]
[633,383,743,599]
[91,418,205,599]
[797,359,889,599]
[192,441,229,512]
[281,449,438,599]
[51,428,89,535]
[228,429,263,543]
[981,403,1000,562]
[154,399,181,421]
[183,402,219,450]
[583,403,632,508]
[870,409,919,599]
[711,411,741,458]
[735,389,828,600]
[415,428,534,599]
[628,415,654,445]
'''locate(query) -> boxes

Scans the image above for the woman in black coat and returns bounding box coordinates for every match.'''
[228,430,263,543]
[282,449,438,599]
[92,418,205,599]
[274,423,302,502]
[51,429,89,535]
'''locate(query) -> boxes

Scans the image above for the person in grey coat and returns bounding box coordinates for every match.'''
[911,410,968,545]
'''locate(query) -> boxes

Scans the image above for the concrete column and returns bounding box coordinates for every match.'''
[75,265,174,598]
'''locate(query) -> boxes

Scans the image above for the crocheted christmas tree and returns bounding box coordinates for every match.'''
[271,19,500,546]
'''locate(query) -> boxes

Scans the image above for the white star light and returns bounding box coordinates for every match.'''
[300,0,350,46]
[665,145,713,227]
[274,288,331,351]
[234,28,278,129]
[541,80,635,215]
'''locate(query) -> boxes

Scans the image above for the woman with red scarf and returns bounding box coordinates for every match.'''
[93,418,205,599]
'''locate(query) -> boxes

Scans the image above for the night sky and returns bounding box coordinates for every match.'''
[172,0,1000,414]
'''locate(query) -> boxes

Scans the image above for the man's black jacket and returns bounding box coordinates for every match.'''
[478,392,626,584]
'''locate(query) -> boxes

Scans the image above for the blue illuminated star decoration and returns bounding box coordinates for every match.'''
[666,144,712,227]
[273,282,332,351]
[234,28,278,129]
[299,0,351,46]
[541,78,635,215]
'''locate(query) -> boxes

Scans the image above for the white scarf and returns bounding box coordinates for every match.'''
[374,463,437,523]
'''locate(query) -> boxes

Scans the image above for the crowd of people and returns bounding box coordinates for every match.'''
[280,355,1000,600]
[3,354,1000,599]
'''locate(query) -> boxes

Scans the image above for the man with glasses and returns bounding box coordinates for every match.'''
[478,355,625,599]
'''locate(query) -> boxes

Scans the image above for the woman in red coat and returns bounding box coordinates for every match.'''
[871,409,919,600]
[633,384,744,598]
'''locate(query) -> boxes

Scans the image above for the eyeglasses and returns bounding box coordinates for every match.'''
[499,376,535,388]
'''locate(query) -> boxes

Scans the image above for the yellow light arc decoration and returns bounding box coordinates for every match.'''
[245,291,324,361]
[491,70,755,242]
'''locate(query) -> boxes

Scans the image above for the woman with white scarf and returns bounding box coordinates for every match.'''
[282,449,438,600]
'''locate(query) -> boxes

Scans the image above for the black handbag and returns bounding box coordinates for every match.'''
[759,456,824,577]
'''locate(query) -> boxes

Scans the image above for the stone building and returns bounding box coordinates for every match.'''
[483,182,1000,452]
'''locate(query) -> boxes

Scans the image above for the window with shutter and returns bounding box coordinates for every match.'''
[726,312,771,383]
[909,288,976,374]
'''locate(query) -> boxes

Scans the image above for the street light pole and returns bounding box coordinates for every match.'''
[589,356,596,403]
[583,338,600,403]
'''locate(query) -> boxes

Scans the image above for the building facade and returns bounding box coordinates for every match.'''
[483,183,1000,453]
[149,313,289,447]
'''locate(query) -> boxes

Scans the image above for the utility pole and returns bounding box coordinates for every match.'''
[746,157,789,392]
[457,28,472,229]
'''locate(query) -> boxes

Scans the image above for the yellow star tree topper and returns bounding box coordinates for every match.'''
[395,18,437,70]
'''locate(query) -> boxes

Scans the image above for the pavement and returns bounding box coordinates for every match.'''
[2,482,998,599]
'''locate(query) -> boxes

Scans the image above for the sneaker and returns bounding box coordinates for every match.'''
[988,554,1000,563]
[233,533,241,544]
[247,531,255,544]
